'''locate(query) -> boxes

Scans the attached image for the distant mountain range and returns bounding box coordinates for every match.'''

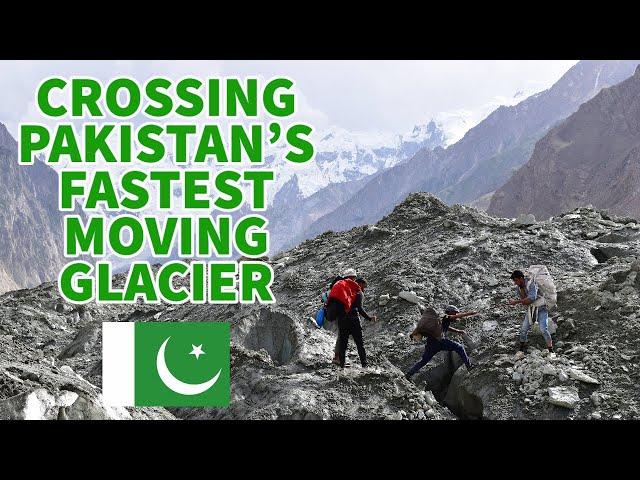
[0,116,463,285]
[290,60,640,250]
[262,120,452,252]
[3,60,640,292]
[264,120,449,203]
[264,96,539,253]
[489,65,640,220]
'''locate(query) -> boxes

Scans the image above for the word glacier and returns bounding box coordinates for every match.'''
[59,261,274,304]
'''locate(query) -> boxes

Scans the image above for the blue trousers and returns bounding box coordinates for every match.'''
[407,337,470,377]
[519,306,551,344]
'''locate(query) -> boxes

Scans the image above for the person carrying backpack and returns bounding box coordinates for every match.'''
[405,305,478,379]
[314,274,344,330]
[326,268,360,320]
[325,268,361,365]
[336,277,378,368]
[508,267,556,354]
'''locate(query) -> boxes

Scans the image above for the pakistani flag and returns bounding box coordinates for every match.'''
[102,322,230,407]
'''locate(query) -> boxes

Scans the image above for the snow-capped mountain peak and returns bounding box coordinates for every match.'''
[263,119,450,206]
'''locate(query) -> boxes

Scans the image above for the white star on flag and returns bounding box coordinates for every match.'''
[189,344,205,360]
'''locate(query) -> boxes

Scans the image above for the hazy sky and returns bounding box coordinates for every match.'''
[0,60,578,137]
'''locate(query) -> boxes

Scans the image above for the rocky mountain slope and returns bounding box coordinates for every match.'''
[0,123,81,294]
[489,66,640,221]
[438,60,640,205]
[262,173,374,254]
[2,193,639,420]
[300,61,640,241]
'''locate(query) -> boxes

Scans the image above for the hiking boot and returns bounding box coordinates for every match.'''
[518,342,528,353]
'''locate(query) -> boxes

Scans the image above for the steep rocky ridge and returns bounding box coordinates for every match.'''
[300,61,640,242]
[0,123,82,294]
[489,65,640,221]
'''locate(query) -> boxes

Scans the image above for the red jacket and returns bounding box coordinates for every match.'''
[328,278,361,312]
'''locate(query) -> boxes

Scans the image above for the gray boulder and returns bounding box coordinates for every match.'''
[515,214,536,226]
[548,386,580,409]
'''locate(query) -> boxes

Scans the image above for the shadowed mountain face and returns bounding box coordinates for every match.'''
[437,60,640,205]
[294,148,445,247]
[0,123,73,293]
[299,61,640,242]
[489,66,640,221]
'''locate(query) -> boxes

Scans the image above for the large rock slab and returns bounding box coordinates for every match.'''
[568,368,599,385]
[547,386,580,409]
[0,389,58,420]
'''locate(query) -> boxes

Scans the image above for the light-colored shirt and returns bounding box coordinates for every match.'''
[516,281,547,311]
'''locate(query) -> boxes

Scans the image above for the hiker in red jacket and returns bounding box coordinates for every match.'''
[337,277,377,368]
[326,268,361,364]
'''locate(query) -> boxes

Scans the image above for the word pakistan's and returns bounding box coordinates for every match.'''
[18,76,315,304]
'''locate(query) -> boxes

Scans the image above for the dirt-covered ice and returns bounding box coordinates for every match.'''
[2,193,639,420]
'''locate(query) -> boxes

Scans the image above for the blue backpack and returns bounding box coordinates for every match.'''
[315,277,341,328]
[315,306,326,328]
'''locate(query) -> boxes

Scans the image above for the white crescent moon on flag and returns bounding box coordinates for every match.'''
[156,336,222,395]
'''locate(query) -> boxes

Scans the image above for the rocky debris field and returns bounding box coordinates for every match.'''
[1,193,639,420]
[0,284,175,420]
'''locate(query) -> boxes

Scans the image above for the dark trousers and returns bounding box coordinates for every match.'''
[327,298,347,361]
[326,298,346,324]
[338,316,367,367]
[407,337,469,377]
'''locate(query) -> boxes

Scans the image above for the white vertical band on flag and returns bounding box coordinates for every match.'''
[102,322,135,406]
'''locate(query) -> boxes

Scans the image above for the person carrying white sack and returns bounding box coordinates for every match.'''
[507,267,557,354]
